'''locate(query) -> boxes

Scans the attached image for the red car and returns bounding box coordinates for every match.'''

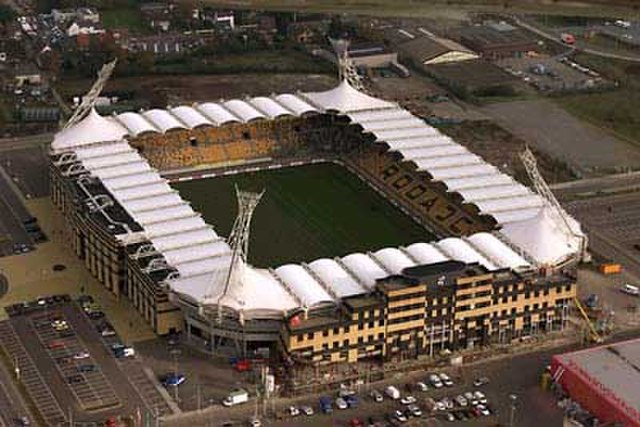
[48,340,64,349]
[234,359,251,372]
[349,418,364,427]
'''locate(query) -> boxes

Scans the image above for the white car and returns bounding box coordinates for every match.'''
[464,391,478,406]
[394,410,408,422]
[445,412,455,422]
[335,398,348,410]
[370,390,383,403]
[288,406,300,416]
[439,373,454,387]
[429,374,443,388]
[73,351,89,360]
[408,404,422,417]
[434,400,446,411]
[441,397,454,409]
[249,417,261,427]
[455,395,468,407]
[473,391,487,405]
[301,406,314,416]
[476,404,491,416]
[401,395,416,405]
[416,382,429,392]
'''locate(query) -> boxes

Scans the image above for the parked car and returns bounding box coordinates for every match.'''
[455,395,468,407]
[319,396,333,414]
[464,391,478,406]
[429,374,443,388]
[370,389,383,402]
[393,410,408,423]
[441,397,454,409]
[66,375,83,384]
[73,351,89,360]
[621,284,640,296]
[473,390,487,404]
[335,397,348,410]
[439,373,453,387]
[473,377,489,387]
[349,418,364,427]
[407,404,422,417]
[161,373,185,387]
[300,405,314,416]
[400,395,416,405]
[287,406,300,417]
[344,395,359,408]
[444,412,455,422]
[416,381,429,392]
[48,340,64,349]
[77,364,96,373]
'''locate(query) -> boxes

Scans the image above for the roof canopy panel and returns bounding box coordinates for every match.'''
[308,258,365,298]
[274,264,334,308]
[223,100,265,122]
[196,103,240,125]
[116,112,159,136]
[372,247,416,274]
[170,106,213,128]
[467,233,530,271]
[142,109,188,133]
[341,253,388,288]
[249,97,293,118]
[437,237,498,270]
[273,94,318,116]
[405,242,449,265]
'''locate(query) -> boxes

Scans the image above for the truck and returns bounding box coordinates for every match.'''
[222,389,249,407]
[385,386,400,400]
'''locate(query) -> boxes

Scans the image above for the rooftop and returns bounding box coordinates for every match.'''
[555,338,640,421]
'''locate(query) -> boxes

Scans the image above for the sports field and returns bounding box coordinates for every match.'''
[173,163,433,267]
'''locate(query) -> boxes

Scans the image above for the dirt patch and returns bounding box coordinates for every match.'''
[438,120,577,185]
[58,73,337,108]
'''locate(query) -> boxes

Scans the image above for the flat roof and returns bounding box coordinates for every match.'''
[556,338,640,417]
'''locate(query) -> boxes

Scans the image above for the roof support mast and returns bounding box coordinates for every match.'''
[209,186,264,324]
[63,59,117,130]
[330,38,366,92]
[519,146,588,261]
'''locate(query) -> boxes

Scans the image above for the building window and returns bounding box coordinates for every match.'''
[333,327,339,335]
[378,319,384,327]
[511,295,517,302]
[565,285,572,292]
[358,337,364,344]
[368,321,374,329]
[502,297,508,304]
[307,332,313,340]
[322,343,328,350]
[343,339,349,347]
[345,326,350,333]
[511,308,516,315]
[296,335,303,343]
[322,330,329,337]
[378,333,384,340]
[533,303,539,310]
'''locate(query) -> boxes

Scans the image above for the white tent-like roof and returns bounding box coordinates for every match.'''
[51,109,128,152]
[501,207,582,265]
[303,80,395,113]
[437,237,498,271]
[466,233,531,271]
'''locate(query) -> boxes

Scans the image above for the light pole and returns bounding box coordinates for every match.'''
[509,394,518,427]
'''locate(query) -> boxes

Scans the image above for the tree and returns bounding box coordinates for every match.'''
[0,5,16,24]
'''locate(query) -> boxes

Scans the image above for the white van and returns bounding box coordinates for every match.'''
[385,385,400,400]
[621,284,640,296]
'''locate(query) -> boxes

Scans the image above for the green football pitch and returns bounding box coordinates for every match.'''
[172,163,434,268]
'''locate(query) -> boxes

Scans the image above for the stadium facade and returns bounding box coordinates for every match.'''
[49,80,582,360]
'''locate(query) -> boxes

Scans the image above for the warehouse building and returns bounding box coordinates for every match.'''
[551,338,640,427]
[458,22,539,59]
[399,36,479,65]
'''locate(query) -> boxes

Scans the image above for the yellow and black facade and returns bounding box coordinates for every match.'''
[282,261,576,364]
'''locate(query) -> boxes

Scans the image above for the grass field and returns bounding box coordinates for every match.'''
[173,163,433,268]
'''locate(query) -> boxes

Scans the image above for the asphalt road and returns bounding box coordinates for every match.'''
[0,354,32,427]
[552,172,640,200]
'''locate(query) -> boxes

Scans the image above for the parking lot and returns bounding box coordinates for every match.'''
[0,295,177,425]
[497,54,607,92]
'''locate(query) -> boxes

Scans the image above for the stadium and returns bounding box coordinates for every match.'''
[49,78,584,362]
